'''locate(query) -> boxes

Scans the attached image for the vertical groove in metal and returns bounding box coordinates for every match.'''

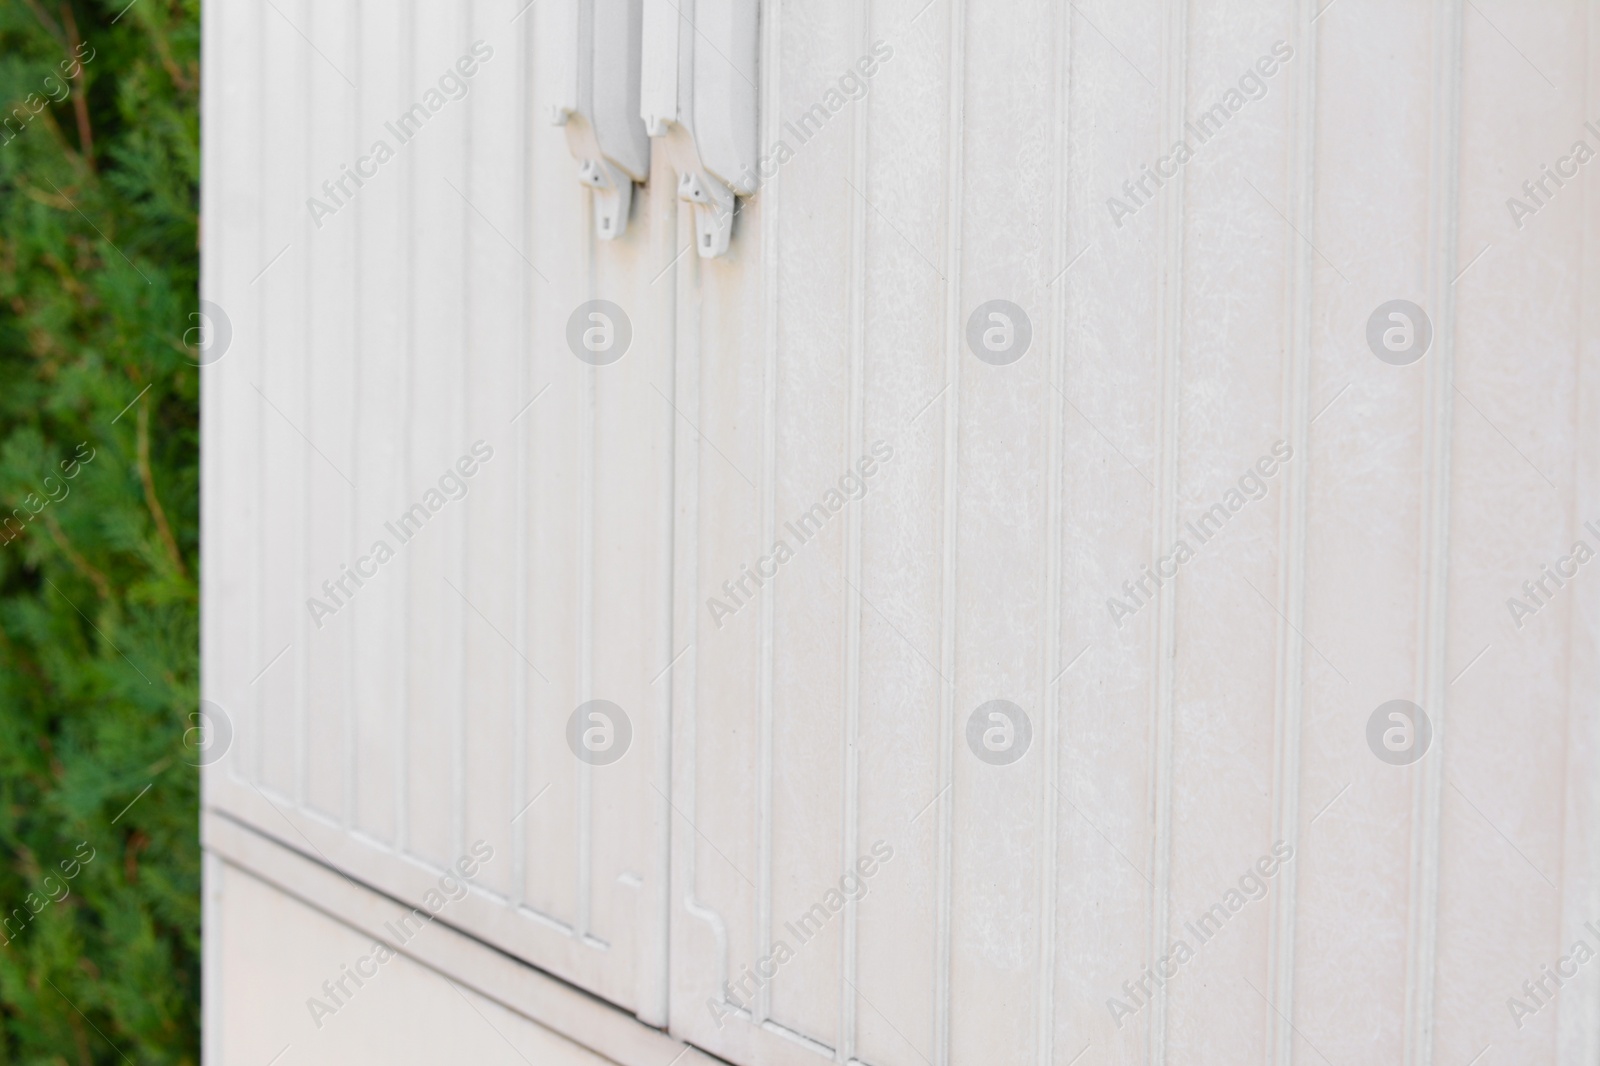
[677,244,728,1006]
[755,0,782,1026]
[344,0,363,833]
[511,0,531,910]
[293,0,311,809]
[453,0,473,867]
[577,205,597,938]
[933,0,966,1059]
[1035,0,1071,1060]
[645,78,680,1025]
[1267,2,1319,1061]
[1146,1,1189,1061]
[249,0,266,791]
[1404,3,1462,1062]
[838,0,871,1051]
[395,0,415,856]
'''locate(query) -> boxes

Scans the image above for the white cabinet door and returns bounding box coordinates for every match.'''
[202,0,674,1021]
[203,1,1600,1063]
[664,3,1068,1059]
[662,2,1600,1066]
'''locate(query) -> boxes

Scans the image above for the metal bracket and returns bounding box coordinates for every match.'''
[676,170,736,257]
[641,0,758,257]
[549,0,651,240]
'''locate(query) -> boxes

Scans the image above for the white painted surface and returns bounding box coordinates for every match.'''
[202,813,724,1066]
[202,0,675,1026]
[202,0,1600,1063]
[207,852,618,1065]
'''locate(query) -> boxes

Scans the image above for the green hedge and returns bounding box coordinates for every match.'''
[0,0,199,1062]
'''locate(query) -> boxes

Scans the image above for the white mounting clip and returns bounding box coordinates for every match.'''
[640,0,758,257]
[549,0,651,240]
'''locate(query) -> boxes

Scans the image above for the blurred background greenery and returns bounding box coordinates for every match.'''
[0,0,199,1061]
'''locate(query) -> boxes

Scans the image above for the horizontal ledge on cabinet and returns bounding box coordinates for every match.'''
[203,810,728,1066]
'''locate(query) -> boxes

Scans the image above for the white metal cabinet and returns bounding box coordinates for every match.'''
[202,0,1600,1064]
[662,3,1600,1066]
[203,0,673,1021]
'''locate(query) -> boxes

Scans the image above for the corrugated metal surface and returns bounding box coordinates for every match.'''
[203,1,1600,1063]
[202,0,674,1019]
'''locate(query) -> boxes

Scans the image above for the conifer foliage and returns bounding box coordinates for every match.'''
[0,0,200,1060]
